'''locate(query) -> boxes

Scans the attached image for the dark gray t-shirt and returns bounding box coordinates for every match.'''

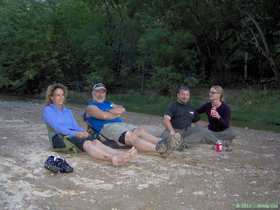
[165,101,200,130]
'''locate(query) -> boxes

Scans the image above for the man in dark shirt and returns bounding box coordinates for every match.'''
[161,86,200,150]
[165,100,200,131]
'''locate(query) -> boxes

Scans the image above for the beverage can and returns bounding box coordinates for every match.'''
[215,140,223,152]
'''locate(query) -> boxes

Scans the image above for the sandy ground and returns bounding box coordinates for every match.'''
[0,99,279,210]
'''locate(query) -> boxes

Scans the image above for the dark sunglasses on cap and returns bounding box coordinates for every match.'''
[93,83,106,91]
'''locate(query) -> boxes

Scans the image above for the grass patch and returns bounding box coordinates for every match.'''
[228,89,280,132]
[108,94,172,115]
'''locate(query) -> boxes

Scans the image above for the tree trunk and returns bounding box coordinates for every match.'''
[140,63,145,94]
[244,52,248,80]
[245,12,280,81]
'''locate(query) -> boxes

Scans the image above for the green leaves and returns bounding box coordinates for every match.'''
[0,0,279,94]
[137,26,198,93]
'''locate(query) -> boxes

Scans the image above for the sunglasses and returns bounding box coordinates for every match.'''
[93,83,105,89]
[209,91,219,94]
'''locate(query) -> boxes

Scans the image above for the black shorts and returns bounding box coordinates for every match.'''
[52,134,96,151]
[118,131,127,144]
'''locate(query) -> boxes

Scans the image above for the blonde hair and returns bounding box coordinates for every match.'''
[45,83,68,105]
[211,85,224,101]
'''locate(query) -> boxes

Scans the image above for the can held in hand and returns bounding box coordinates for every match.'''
[215,140,223,152]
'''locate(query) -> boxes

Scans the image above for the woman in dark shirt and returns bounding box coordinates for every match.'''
[196,85,235,149]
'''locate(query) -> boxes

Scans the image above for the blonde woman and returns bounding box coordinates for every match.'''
[196,85,235,150]
[42,83,137,166]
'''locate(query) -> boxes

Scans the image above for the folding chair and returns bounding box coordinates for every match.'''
[46,125,82,154]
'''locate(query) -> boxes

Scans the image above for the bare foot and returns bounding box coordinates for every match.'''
[127,146,138,159]
[111,147,137,166]
[112,155,129,166]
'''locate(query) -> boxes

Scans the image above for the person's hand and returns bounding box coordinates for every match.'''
[76,131,89,139]
[81,131,90,138]
[210,109,221,119]
[114,107,125,115]
[109,107,125,116]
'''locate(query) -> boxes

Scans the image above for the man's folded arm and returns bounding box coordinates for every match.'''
[86,105,118,120]
[110,103,126,115]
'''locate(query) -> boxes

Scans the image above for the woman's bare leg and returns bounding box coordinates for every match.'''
[96,141,123,155]
[83,140,137,166]
[96,141,138,159]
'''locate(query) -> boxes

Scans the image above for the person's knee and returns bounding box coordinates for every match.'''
[125,131,137,145]
[83,140,92,150]
[133,127,145,135]
[223,129,236,141]
[201,133,217,144]
[83,139,99,150]
[228,134,236,141]
[229,131,236,140]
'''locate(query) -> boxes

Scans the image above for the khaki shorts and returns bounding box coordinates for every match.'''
[100,122,137,143]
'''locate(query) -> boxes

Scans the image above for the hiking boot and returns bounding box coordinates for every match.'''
[176,141,188,151]
[44,155,60,173]
[224,144,232,152]
[44,156,73,173]
[155,138,172,156]
[217,140,232,152]
[54,156,74,173]
[168,133,183,150]
[223,140,233,152]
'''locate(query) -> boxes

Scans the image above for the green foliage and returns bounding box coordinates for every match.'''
[228,89,280,132]
[0,0,279,93]
[137,27,198,93]
[149,66,183,94]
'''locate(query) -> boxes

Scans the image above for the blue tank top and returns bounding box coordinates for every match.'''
[85,100,123,133]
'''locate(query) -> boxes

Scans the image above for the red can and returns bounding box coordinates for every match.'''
[215,140,223,152]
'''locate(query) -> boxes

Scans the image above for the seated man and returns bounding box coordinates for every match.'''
[42,83,137,166]
[84,83,182,156]
[162,86,200,150]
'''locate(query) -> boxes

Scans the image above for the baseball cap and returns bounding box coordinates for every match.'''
[92,83,106,91]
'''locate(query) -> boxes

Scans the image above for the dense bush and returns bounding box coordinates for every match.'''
[0,0,279,94]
